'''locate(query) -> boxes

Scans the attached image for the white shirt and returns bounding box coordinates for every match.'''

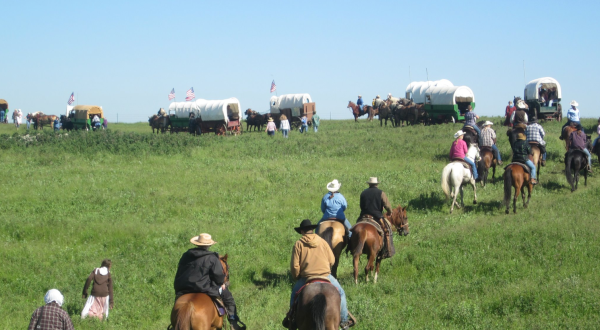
[280,119,290,130]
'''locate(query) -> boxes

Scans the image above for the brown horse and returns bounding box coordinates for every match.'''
[291,282,340,330]
[31,113,58,130]
[561,125,578,151]
[477,148,496,186]
[503,164,533,214]
[316,221,346,278]
[347,101,372,122]
[348,205,408,284]
[149,115,170,134]
[377,100,395,127]
[169,255,229,330]
[529,143,542,180]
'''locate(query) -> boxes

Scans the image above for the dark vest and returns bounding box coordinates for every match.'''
[360,187,384,219]
[513,110,527,124]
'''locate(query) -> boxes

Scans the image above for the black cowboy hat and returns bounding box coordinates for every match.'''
[576,123,583,130]
[294,219,318,234]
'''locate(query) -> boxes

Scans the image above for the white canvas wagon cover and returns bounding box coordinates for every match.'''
[524,77,562,101]
[269,93,312,113]
[169,98,242,122]
[426,85,475,105]
[405,79,454,104]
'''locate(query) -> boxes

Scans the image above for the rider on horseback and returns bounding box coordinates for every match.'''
[174,233,246,330]
[480,121,503,165]
[450,130,479,181]
[463,105,481,143]
[562,101,582,134]
[357,95,363,114]
[526,117,547,166]
[373,95,383,108]
[569,123,593,173]
[512,133,538,185]
[359,177,395,257]
[317,179,352,237]
[283,220,356,329]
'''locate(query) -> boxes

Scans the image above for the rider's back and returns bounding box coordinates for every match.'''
[511,140,531,163]
[174,248,224,298]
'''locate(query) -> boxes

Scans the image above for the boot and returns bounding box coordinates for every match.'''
[541,159,546,167]
[531,178,538,185]
[587,165,593,173]
[497,160,503,165]
[282,316,290,329]
[228,315,246,330]
[340,311,357,329]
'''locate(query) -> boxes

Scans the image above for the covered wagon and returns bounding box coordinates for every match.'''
[168,97,242,135]
[70,105,104,130]
[269,93,315,129]
[405,80,474,123]
[523,77,562,121]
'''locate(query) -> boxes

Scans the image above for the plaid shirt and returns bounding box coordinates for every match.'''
[526,123,546,145]
[480,127,496,147]
[464,111,477,126]
[28,302,75,330]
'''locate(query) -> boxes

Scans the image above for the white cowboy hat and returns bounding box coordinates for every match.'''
[376,95,380,98]
[454,130,465,138]
[327,179,341,192]
[190,233,217,246]
[366,177,379,184]
[483,121,493,126]
[358,95,362,97]
[516,100,528,110]
[570,100,579,107]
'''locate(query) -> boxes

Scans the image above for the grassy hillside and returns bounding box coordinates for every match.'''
[0,118,598,329]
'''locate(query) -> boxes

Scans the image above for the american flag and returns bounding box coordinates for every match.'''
[270,80,277,93]
[168,88,175,100]
[67,92,75,105]
[185,87,195,101]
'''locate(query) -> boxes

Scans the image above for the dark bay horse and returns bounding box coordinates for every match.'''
[169,255,229,330]
[292,282,340,330]
[477,147,496,187]
[244,109,266,131]
[503,164,533,214]
[377,100,395,127]
[347,205,408,284]
[347,101,372,122]
[149,115,170,134]
[593,139,600,164]
[565,138,592,192]
[316,220,346,278]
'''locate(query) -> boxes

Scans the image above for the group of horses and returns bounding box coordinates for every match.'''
[23,112,58,130]
[169,207,409,330]
[348,98,427,127]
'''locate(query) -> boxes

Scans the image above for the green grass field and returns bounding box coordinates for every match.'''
[1,118,599,329]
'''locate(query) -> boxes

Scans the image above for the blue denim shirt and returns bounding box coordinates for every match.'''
[321,192,347,220]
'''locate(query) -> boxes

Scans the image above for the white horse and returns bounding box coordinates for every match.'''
[441,144,479,213]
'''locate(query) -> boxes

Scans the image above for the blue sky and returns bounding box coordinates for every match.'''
[1,0,598,122]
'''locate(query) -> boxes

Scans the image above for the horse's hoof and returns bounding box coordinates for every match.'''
[473,200,477,204]
[505,209,509,214]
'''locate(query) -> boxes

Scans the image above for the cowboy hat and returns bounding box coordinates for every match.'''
[376,95,380,98]
[366,177,379,184]
[570,100,579,107]
[294,219,318,234]
[327,179,341,192]
[516,100,528,110]
[190,233,217,246]
[454,130,465,139]
[517,133,526,140]
[358,95,362,97]
[483,121,493,126]
[268,117,274,122]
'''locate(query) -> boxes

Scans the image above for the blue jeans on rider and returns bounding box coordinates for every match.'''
[563,120,582,132]
[290,275,348,323]
[317,218,352,237]
[525,159,537,179]
[463,157,478,180]
[581,148,592,168]
[491,145,502,161]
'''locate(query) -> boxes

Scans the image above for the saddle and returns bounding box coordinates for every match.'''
[352,215,384,237]
[320,218,350,244]
[353,215,395,259]
[463,125,478,135]
[451,159,471,170]
[289,279,333,324]
[213,297,227,317]
[528,141,539,146]
[504,162,530,174]
[479,146,493,152]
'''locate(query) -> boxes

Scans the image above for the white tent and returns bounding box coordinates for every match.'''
[169,98,242,122]
[524,77,562,101]
[427,86,475,105]
[405,79,454,104]
[269,93,312,113]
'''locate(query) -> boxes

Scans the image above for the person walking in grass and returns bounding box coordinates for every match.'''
[265,117,277,137]
[299,115,308,133]
[28,289,75,330]
[54,117,61,132]
[504,101,516,127]
[81,259,114,320]
[312,110,320,132]
[102,118,108,130]
[282,219,356,329]
[318,179,352,237]
[280,114,290,138]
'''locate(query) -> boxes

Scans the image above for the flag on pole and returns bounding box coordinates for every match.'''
[67,92,75,105]
[185,87,195,101]
[270,80,277,93]
[168,88,175,100]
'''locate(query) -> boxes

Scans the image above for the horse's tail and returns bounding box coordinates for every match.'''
[311,293,327,330]
[320,227,334,251]
[174,300,194,330]
[352,228,367,257]
[441,164,452,199]
[503,166,513,207]
[565,151,574,188]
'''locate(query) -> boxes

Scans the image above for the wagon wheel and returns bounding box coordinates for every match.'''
[217,123,227,136]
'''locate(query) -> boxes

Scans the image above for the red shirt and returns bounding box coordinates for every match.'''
[505,105,516,118]
[449,139,468,160]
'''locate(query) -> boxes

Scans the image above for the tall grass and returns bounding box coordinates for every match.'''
[0,118,598,329]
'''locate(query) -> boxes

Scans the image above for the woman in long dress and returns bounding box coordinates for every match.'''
[81,259,114,320]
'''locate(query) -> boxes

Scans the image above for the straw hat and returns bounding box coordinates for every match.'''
[294,219,318,234]
[268,117,274,122]
[516,100,528,110]
[366,177,379,184]
[454,130,465,139]
[190,233,217,246]
[327,179,341,192]
[570,100,579,107]
[483,121,493,126]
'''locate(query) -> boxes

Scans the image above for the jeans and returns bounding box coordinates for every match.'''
[300,124,308,133]
[463,157,478,179]
[491,144,502,161]
[27,121,30,130]
[581,149,592,168]
[282,129,289,138]
[267,130,275,136]
[290,275,348,323]
[0,110,4,123]
[525,159,537,179]
[314,125,318,132]
[317,218,352,237]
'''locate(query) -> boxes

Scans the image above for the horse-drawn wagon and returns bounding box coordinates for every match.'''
[405,80,475,123]
[523,77,562,121]
[70,105,104,130]
[269,93,315,129]
[169,98,243,135]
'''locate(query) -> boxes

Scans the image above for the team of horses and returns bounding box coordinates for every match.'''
[24,112,58,130]
[348,98,427,127]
